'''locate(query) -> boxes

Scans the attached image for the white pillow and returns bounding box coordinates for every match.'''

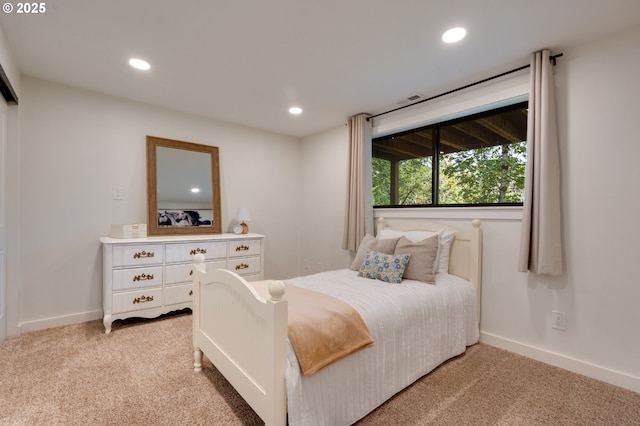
[435,231,455,274]
[378,228,455,274]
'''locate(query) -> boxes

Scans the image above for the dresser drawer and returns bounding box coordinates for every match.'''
[227,239,262,258]
[112,244,164,267]
[112,266,163,291]
[165,241,227,263]
[227,256,261,276]
[112,288,163,314]
[165,260,226,285]
[165,283,193,305]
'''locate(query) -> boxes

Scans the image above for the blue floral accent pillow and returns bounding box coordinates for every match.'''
[358,250,411,283]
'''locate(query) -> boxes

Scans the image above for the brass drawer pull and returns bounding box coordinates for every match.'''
[189,290,193,296]
[133,251,154,259]
[235,245,250,252]
[133,295,154,304]
[190,248,207,255]
[235,263,249,270]
[133,273,154,282]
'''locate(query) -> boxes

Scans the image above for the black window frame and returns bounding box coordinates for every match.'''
[372,101,528,208]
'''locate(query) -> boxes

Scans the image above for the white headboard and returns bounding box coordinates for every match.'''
[376,217,483,322]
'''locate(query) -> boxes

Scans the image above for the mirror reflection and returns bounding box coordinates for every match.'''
[156,147,213,226]
[146,136,222,235]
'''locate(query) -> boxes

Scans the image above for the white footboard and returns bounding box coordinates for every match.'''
[192,254,288,426]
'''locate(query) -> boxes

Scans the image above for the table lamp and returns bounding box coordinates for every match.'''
[235,207,251,234]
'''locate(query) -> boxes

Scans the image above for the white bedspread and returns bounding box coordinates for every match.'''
[284,269,479,426]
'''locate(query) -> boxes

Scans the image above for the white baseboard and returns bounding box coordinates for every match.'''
[480,331,640,394]
[19,310,103,334]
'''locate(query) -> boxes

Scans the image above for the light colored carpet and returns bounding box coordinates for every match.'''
[1,311,638,425]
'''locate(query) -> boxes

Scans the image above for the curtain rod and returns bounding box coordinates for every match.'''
[366,52,563,122]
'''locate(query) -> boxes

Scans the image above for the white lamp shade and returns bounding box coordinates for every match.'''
[236,207,251,222]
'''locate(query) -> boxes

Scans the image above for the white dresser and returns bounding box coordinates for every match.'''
[100,233,264,334]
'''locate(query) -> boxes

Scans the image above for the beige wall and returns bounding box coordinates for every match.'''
[299,125,352,275]
[15,77,302,331]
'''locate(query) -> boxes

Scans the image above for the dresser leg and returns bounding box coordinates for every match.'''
[103,315,112,334]
[194,348,203,372]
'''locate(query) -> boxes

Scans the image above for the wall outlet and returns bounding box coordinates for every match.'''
[112,186,123,200]
[552,311,567,331]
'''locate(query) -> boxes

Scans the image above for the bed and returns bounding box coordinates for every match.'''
[192,217,482,425]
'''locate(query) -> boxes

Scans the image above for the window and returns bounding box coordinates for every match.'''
[372,101,528,207]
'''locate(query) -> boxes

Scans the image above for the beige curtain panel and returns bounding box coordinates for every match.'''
[343,113,373,252]
[518,49,564,276]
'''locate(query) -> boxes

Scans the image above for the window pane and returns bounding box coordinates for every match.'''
[372,157,390,206]
[373,128,434,206]
[398,157,432,204]
[438,106,527,204]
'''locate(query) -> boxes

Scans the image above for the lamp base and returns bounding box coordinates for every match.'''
[240,221,249,234]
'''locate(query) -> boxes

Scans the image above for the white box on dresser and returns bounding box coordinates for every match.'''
[100,233,264,334]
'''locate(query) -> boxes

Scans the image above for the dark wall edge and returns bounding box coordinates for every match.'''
[0,62,18,104]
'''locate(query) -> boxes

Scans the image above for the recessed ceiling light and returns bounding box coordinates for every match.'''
[289,107,303,115]
[191,187,200,193]
[129,58,151,70]
[442,27,466,44]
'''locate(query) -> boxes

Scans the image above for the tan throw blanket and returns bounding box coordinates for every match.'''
[252,281,374,377]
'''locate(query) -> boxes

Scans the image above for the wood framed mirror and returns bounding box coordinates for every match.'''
[146,136,222,235]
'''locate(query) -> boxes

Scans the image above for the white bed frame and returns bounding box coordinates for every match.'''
[192,218,482,426]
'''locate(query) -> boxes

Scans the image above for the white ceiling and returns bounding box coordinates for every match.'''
[1,0,639,138]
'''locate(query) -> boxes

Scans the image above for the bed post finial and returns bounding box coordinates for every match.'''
[194,253,206,273]
[377,217,386,233]
[471,219,481,229]
[268,280,286,301]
